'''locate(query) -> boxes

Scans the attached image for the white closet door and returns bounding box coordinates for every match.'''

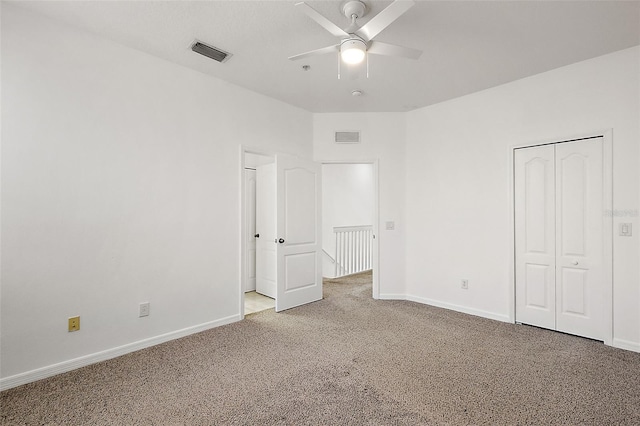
[515,145,556,329]
[256,163,277,299]
[555,138,603,340]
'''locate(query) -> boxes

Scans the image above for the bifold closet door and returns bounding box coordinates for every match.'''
[515,145,556,330]
[515,138,604,341]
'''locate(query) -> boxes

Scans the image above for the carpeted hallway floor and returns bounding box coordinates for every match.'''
[2,271,640,425]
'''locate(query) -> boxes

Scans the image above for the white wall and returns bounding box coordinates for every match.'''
[405,46,640,350]
[0,4,312,387]
[313,114,406,297]
[321,163,374,277]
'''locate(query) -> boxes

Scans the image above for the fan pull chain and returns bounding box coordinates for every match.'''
[337,53,341,79]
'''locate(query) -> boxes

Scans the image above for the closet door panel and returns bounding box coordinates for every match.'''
[555,138,603,340]
[515,145,556,330]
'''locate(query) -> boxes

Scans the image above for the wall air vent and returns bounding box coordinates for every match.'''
[191,40,232,63]
[335,131,361,144]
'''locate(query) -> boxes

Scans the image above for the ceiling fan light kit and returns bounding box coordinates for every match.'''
[340,38,367,64]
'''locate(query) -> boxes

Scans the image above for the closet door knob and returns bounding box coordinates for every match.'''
[254,234,260,238]
[572,261,579,265]
[278,238,285,244]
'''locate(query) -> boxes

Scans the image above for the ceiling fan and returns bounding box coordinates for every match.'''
[288,0,422,67]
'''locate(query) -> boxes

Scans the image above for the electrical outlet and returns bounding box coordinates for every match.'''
[461,279,469,290]
[139,302,150,317]
[68,316,80,332]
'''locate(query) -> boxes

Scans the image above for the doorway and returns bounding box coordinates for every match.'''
[321,161,379,299]
[240,149,324,316]
[512,132,613,343]
[243,152,276,314]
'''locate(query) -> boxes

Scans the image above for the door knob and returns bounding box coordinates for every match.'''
[572,261,579,265]
[278,238,285,244]
[254,234,260,238]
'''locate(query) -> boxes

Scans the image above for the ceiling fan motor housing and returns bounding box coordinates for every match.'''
[342,1,367,19]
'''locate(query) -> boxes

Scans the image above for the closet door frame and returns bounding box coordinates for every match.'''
[508,129,613,346]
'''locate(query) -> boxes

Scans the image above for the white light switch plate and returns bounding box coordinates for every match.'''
[386,221,395,230]
[619,223,632,236]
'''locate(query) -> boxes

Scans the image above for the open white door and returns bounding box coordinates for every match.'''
[275,154,322,312]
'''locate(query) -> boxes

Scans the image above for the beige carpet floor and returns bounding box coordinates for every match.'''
[2,271,640,425]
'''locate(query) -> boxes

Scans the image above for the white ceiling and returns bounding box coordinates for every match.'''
[11,1,640,113]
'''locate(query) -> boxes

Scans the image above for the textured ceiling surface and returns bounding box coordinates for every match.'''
[10,1,640,113]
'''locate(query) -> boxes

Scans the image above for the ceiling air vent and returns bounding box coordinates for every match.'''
[335,131,361,144]
[191,40,232,63]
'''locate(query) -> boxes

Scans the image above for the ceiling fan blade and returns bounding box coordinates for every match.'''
[367,41,422,60]
[356,0,415,41]
[295,2,349,38]
[288,44,340,61]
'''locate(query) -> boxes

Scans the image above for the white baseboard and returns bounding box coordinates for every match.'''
[611,338,640,353]
[377,293,407,300]
[388,294,639,353]
[0,314,241,391]
[405,294,511,323]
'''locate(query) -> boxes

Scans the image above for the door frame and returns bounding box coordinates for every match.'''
[507,129,613,345]
[240,146,276,318]
[319,160,380,299]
